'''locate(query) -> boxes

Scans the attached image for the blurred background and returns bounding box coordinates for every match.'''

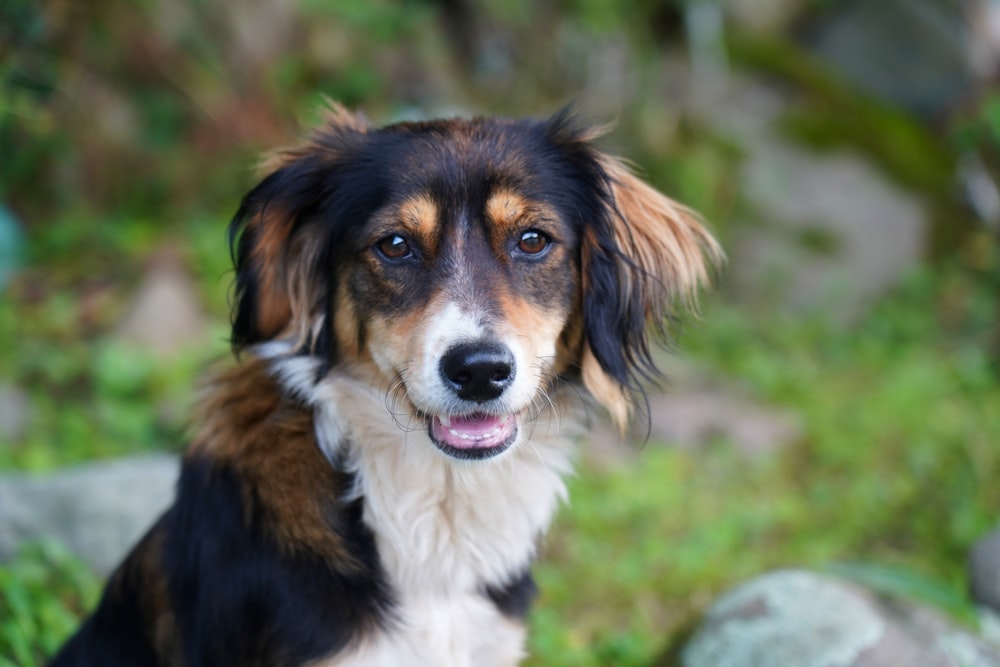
[1,0,999,665]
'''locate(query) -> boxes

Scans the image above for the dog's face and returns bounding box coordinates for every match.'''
[229,106,720,461]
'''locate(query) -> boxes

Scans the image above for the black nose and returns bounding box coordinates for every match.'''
[440,342,515,403]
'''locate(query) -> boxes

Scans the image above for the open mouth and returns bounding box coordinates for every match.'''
[428,413,519,460]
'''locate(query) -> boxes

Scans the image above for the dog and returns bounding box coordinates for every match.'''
[50,105,720,666]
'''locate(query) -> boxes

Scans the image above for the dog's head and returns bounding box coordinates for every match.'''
[229,105,720,461]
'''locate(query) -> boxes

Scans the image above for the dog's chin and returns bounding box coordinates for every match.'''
[427,413,520,461]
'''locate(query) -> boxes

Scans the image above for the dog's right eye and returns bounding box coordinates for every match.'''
[376,234,413,261]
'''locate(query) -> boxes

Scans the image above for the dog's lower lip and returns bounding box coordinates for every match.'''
[429,413,518,460]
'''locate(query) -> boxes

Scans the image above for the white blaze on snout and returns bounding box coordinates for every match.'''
[401,300,540,417]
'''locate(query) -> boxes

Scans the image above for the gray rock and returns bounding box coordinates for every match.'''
[971,526,1000,613]
[733,138,928,323]
[698,75,930,324]
[0,383,32,443]
[681,570,1000,667]
[981,607,1000,648]
[0,455,178,575]
[805,0,972,117]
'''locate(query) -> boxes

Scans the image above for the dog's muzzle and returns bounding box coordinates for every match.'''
[429,341,519,460]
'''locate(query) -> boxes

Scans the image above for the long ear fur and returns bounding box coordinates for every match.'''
[580,154,723,429]
[229,104,368,352]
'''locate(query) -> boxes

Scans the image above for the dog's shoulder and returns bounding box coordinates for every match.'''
[172,359,393,663]
[52,359,394,666]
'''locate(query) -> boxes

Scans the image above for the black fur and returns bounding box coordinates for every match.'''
[50,457,392,666]
[163,458,392,666]
[484,569,539,619]
[48,528,164,666]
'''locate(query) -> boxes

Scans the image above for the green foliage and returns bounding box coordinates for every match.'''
[954,91,1000,155]
[0,1,63,205]
[0,543,99,667]
[0,215,230,469]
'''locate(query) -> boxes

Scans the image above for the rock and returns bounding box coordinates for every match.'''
[971,526,1000,613]
[0,455,179,575]
[678,570,1000,667]
[695,74,930,324]
[733,137,928,322]
[982,607,1000,648]
[114,247,207,357]
[0,383,32,443]
[803,0,973,117]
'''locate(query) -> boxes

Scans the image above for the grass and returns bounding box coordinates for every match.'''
[0,543,99,667]
[1,218,998,664]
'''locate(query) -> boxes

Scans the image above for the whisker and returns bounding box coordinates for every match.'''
[382,369,422,433]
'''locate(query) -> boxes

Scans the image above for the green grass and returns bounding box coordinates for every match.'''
[1,218,997,664]
[0,543,100,667]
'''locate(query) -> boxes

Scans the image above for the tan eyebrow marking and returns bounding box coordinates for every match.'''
[485,189,529,231]
[398,195,439,234]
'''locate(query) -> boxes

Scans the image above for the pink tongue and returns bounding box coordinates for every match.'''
[432,414,514,450]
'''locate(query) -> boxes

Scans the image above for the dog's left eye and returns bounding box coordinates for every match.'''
[376,234,413,261]
[516,230,550,256]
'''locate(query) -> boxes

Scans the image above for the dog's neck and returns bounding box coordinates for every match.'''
[264,347,579,598]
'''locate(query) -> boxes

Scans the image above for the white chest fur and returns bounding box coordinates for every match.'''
[287,366,579,666]
[320,593,527,667]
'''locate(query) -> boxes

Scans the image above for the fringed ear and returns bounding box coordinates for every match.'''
[580,156,723,431]
[229,103,368,351]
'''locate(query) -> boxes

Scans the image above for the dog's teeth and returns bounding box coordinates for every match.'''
[439,415,452,427]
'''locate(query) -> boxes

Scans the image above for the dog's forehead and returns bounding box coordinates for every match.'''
[374,117,549,191]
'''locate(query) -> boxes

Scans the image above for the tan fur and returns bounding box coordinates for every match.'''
[244,102,371,342]
[484,190,561,256]
[603,158,722,310]
[332,280,364,360]
[581,158,723,429]
[259,102,369,174]
[484,189,531,232]
[189,360,357,566]
[398,195,439,236]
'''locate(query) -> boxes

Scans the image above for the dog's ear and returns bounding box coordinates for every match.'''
[229,104,368,351]
[580,155,723,429]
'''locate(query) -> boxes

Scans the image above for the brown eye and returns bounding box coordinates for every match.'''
[517,230,550,256]
[377,234,412,260]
